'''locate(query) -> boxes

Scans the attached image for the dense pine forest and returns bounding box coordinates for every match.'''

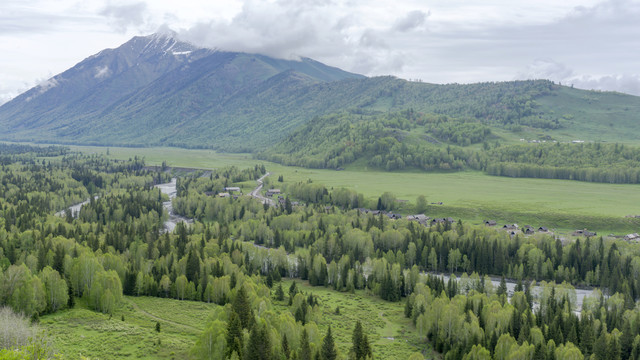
[5,144,640,359]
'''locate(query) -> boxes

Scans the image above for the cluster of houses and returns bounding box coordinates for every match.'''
[357,208,404,220]
[484,220,552,237]
[356,209,457,228]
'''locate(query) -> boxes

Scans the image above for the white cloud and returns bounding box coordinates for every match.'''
[392,10,429,32]
[1,0,640,102]
[517,59,575,82]
[94,65,110,79]
[100,1,149,33]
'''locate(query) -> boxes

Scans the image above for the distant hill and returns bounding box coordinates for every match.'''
[2,33,640,151]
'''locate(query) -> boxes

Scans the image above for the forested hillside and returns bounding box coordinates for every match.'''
[259,109,640,184]
[2,32,640,151]
[4,144,640,359]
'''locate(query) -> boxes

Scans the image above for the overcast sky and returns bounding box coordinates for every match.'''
[1,0,640,104]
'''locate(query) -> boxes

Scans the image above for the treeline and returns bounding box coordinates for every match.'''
[0,143,68,158]
[406,277,640,359]
[486,142,640,184]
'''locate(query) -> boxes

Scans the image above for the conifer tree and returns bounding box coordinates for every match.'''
[300,329,312,360]
[497,276,507,297]
[186,247,200,283]
[233,286,254,329]
[351,321,372,360]
[245,323,271,360]
[275,283,285,301]
[282,335,290,359]
[226,311,244,358]
[321,326,337,360]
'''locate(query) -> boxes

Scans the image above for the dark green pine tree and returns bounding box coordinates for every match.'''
[404,297,413,318]
[244,323,271,360]
[533,343,546,360]
[233,286,254,329]
[631,335,640,360]
[285,197,293,214]
[566,324,578,346]
[622,319,634,359]
[300,328,312,360]
[282,335,290,359]
[321,326,337,360]
[275,283,285,301]
[594,331,608,360]
[497,276,507,297]
[580,319,594,357]
[226,311,244,358]
[361,334,371,359]
[53,244,65,273]
[351,321,364,359]
[609,333,622,360]
[186,247,200,283]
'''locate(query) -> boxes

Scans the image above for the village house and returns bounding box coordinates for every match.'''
[624,233,640,242]
[502,224,518,231]
[218,192,230,198]
[484,220,497,226]
[224,186,241,193]
[431,217,455,226]
[523,225,535,235]
[572,229,597,237]
[386,213,402,220]
[266,189,281,197]
[538,226,549,233]
[407,214,431,226]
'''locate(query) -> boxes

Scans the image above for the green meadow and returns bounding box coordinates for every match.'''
[39,281,427,360]
[40,297,217,359]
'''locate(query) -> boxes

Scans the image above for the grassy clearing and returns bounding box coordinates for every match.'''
[70,145,640,233]
[278,280,434,360]
[40,297,218,360]
[41,285,431,360]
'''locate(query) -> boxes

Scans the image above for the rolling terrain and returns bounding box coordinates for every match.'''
[2,33,640,152]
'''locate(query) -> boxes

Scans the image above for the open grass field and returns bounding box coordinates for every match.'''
[69,144,640,234]
[275,280,432,359]
[40,296,218,359]
[39,282,430,360]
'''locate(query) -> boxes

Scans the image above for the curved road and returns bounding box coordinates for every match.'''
[249,172,274,206]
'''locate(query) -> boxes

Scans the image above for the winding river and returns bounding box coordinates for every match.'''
[155,178,192,233]
[431,273,596,312]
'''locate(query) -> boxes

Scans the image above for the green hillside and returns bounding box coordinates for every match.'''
[258,106,640,184]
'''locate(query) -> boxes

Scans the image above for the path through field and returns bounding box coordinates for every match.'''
[126,298,200,333]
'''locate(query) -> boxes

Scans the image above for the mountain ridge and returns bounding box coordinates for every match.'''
[2,33,640,151]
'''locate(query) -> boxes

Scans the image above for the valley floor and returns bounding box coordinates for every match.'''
[69,145,640,234]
